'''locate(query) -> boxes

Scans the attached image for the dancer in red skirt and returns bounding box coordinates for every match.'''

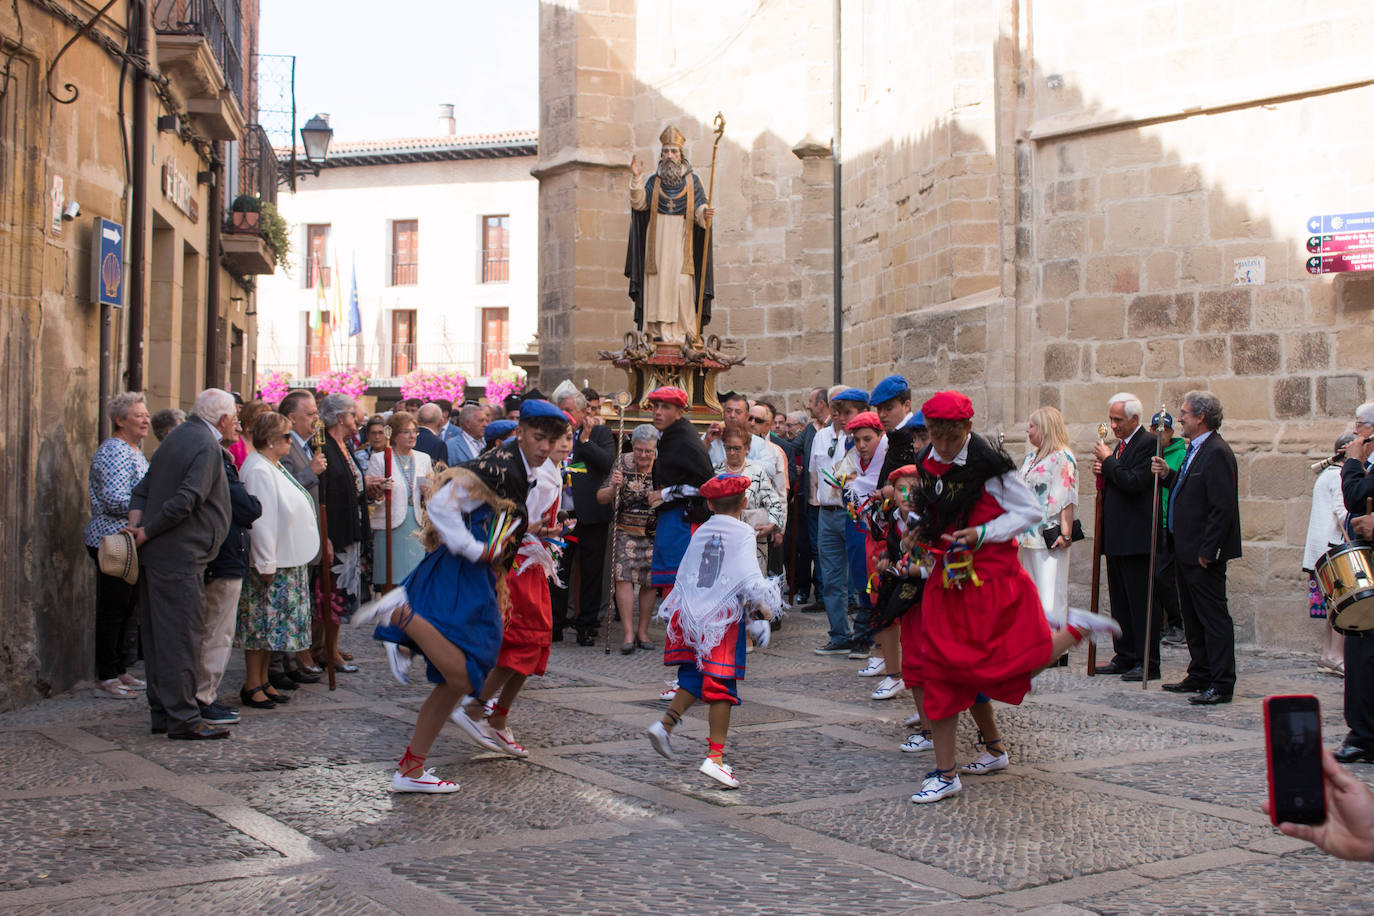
[908,391,1119,803]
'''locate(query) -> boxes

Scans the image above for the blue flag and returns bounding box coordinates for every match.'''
[347,261,362,337]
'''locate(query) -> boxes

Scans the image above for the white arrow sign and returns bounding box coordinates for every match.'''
[103,225,121,244]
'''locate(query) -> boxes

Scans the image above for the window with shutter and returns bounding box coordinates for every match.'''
[392,220,418,285]
[481,215,509,283]
[306,224,331,288]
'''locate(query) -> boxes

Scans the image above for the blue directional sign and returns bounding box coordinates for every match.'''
[92,217,124,307]
[1306,211,1374,235]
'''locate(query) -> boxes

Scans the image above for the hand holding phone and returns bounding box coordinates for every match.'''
[1264,694,1326,826]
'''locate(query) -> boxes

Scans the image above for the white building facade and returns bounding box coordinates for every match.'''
[256,127,537,394]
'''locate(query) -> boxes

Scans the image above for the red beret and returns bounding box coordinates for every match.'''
[887,463,920,483]
[646,386,688,408]
[845,411,883,433]
[921,390,974,421]
[700,473,751,500]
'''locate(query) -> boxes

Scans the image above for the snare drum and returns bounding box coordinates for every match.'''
[1314,543,1374,634]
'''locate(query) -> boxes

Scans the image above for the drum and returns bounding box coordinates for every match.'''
[1314,543,1374,634]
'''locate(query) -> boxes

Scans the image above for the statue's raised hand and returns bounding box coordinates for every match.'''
[630,155,643,179]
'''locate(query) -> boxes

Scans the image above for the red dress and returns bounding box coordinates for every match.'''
[919,480,1052,721]
[497,502,556,676]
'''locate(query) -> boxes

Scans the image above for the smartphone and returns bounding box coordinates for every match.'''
[1263,694,1326,826]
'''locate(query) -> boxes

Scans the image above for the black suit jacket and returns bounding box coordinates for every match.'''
[569,423,615,525]
[1161,432,1241,564]
[1100,426,1158,556]
[130,418,230,570]
[415,427,448,468]
[1341,458,1374,517]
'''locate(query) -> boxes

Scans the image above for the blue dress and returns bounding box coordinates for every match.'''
[373,504,503,692]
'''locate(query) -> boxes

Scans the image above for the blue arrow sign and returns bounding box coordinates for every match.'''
[1306,211,1374,235]
[92,217,124,307]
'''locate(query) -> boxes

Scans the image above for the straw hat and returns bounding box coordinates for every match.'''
[98,531,138,585]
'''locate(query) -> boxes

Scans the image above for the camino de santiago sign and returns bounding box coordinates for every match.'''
[92,217,125,307]
[1307,211,1374,275]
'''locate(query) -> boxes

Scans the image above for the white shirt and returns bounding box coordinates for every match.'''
[367,449,433,530]
[1305,465,1348,570]
[239,452,320,573]
[810,425,847,507]
[938,435,1042,543]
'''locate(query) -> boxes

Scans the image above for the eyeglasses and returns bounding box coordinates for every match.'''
[828,438,838,458]
[748,416,769,424]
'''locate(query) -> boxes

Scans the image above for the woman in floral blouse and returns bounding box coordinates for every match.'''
[598,424,661,653]
[83,391,151,699]
[1016,406,1077,628]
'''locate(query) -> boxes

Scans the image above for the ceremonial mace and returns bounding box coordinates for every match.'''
[312,417,338,691]
[1140,403,1166,691]
[692,112,726,346]
[1087,421,1109,677]
[603,391,634,654]
[382,424,393,594]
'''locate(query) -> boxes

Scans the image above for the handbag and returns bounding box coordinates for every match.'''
[1041,519,1086,548]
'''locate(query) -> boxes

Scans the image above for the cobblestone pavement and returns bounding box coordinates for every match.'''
[1,610,1368,914]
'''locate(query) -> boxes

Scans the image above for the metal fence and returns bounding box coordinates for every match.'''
[238,124,278,206]
[258,340,507,390]
[153,0,244,107]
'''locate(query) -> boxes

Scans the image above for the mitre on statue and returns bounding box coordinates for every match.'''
[659,124,687,149]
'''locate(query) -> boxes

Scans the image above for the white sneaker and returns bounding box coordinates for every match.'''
[384,642,410,686]
[647,721,675,759]
[960,750,1009,774]
[857,657,886,677]
[483,722,529,758]
[449,707,502,752]
[900,732,934,753]
[699,757,740,788]
[910,769,962,803]
[870,675,904,701]
[391,768,459,794]
[658,681,679,702]
[93,678,137,700]
[903,711,924,727]
[1065,607,1122,639]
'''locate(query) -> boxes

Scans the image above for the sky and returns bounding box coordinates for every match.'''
[257,0,539,144]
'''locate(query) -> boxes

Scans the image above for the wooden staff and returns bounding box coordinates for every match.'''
[1141,403,1166,690]
[382,425,393,593]
[603,391,633,655]
[692,112,725,346]
[312,417,337,691]
[1087,421,1109,676]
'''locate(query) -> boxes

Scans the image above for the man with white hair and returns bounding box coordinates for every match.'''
[415,402,448,467]
[1090,391,1160,681]
[124,388,234,739]
[551,379,616,644]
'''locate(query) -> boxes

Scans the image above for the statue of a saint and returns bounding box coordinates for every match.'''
[625,125,716,343]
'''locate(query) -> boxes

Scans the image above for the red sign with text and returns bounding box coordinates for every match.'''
[1307,250,1374,274]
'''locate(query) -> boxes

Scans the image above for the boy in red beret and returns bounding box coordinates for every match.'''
[907,391,1119,803]
[646,472,784,788]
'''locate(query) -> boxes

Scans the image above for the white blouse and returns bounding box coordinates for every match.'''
[367,448,433,530]
[1304,465,1348,571]
[240,451,320,574]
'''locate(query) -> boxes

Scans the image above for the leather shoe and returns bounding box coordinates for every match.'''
[1162,678,1207,693]
[168,725,230,740]
[1334,742,1374,764]
[1120,666,1160,682]
[150,725,167,735]
[1188,687,1232,705]
[287,668,321,684]
[1094,661,1130,675]
[268,673,300,691]
[575,633,596,647]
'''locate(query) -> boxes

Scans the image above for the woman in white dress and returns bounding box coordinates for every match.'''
[1016,407,1077,633]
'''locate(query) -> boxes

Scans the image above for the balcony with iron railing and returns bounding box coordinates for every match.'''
[259,340,511,391]
[154,0,246,140]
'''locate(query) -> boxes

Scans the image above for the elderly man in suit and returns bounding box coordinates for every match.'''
[276,390,329,682]
[446,402,489,466]
[1092,392,1160,681]
[1152,390,1242,705]
[415,403,450,467]
[125,388,233,739]
[551,380,616,645]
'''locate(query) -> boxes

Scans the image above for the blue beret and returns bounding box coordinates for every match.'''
[518,398,567,422]
[869,374,910,406]
[832,387,869,405]
[484,419,517,442]
[908,411,925,428]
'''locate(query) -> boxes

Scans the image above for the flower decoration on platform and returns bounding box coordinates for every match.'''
[401,368,468,403]
[256,370,292,406]
[317,366,372,401]
[486,366,527,405]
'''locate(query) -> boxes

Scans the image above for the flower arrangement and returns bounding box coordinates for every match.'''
[401,368,467,403]
[256,370,292,406]
[316,366,372,401]
[485,366,527,405]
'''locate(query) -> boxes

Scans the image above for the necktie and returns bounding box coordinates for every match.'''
[1115,440,1125,458]
[1168,442,1196,533]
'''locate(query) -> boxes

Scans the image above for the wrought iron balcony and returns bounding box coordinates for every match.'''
[239,124,278,207]
[154,0,246,139]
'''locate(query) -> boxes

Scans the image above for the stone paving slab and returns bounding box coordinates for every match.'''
[6,873,396,914]
[778,773,1268,891]
[0,731,118,791]
[391,823,956,915]
[0,789,276,891]
[395,699,645,748]
[1086,750,1374,810]
[224,759,666,852]
[1079,848,1370,915]
[570,726,909,807]
[84,707,417,775]
[622,697,810,727]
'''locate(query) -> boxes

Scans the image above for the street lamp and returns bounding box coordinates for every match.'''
[282,113,335,192]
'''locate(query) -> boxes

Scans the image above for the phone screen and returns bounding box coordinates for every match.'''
[1266,695,1325,825]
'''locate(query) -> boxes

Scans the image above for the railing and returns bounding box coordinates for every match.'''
[259,341,506,390]
[154,0,244,107]
[238,124,278,207]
